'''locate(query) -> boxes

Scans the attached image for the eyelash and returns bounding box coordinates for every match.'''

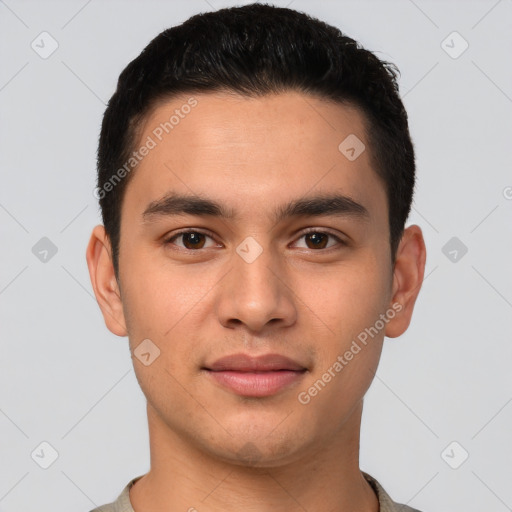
[164,228,347,251]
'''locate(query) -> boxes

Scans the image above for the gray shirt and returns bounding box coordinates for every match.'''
[89,471,422,511]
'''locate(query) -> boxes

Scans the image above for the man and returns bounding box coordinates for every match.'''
[86,3,426,511]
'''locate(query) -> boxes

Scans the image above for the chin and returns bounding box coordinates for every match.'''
[204,421,312,469]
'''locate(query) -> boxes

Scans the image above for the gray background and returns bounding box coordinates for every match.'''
[1,0,511,511]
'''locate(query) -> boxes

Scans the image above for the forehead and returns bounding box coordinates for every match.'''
[123,90,387,224]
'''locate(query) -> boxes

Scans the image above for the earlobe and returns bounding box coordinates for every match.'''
[86,225,128,337]
[384,224,427,339]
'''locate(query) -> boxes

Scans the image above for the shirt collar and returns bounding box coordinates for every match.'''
[110,471,414,512]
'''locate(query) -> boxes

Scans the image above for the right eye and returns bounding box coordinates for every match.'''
[164,230,220,251]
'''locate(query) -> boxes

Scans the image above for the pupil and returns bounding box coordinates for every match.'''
[184,233,204,248]
[307,233,327,249]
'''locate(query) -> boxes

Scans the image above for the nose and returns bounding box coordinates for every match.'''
[215,243,297,334]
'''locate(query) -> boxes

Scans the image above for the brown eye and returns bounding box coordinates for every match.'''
[166,231,216,250]
[293,230,344,250]
[304,232,329,249]
[181,232,206,249]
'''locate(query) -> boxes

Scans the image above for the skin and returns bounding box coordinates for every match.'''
[87,90,426,512]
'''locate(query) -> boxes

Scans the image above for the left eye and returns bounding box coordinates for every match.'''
[293,231,343,250]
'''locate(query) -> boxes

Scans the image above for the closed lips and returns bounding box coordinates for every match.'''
[205,353,307,372]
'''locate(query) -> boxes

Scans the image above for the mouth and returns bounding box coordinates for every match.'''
[203,353,308,398]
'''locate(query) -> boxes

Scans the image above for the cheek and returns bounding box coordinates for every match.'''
[295,263,388,421]
[302,255,390,403]
[298,257,391,344]
[120,257,203,338]
[120,268,206,411]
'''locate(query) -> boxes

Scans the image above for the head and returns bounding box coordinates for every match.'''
[87,3,425,468]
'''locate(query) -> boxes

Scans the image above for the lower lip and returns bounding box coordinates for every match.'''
[207,370,306,397]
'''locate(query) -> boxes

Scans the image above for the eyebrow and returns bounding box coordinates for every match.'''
[142,192,370,223]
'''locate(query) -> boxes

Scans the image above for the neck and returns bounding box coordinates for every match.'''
[130,400,379,512]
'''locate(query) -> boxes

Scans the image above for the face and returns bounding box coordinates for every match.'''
[88,90,424,468]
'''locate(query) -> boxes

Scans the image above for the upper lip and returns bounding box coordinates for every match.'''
[206,353,307,372]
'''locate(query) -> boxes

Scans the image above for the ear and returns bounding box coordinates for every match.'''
[385,224,426,338]
[86,225,127,336]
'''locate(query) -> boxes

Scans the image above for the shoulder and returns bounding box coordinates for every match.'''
[362,471,424,512]
[88,475,143,512]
